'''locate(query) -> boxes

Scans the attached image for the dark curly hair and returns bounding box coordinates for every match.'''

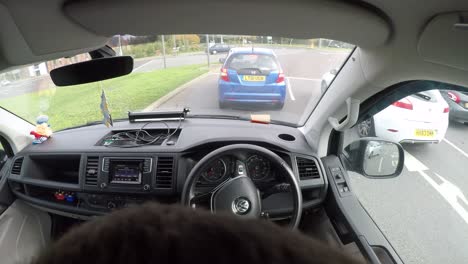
[32,203,362,264]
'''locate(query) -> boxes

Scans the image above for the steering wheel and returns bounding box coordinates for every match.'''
[181,144,303,229]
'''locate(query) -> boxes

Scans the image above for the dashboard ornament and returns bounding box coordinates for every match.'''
[30,115,53,144]
[100,90,113,128]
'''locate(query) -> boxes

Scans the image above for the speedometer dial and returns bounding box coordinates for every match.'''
[201,159,227,183]
[246,155,271,180]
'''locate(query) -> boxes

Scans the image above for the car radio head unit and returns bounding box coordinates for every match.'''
[109,160,142,184]
[103,158,152,185]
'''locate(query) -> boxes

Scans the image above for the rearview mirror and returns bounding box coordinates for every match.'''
[50,56,133,86]
[219,58,226,63]
[342,138,404,178]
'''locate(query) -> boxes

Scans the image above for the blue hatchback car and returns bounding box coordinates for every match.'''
[218,48,286,109]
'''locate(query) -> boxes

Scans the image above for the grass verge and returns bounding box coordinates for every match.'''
[0,64,208,131]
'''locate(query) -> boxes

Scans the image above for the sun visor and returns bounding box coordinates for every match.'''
[64,0,391,48]
[418,12,468,71]
[0,1,107,67]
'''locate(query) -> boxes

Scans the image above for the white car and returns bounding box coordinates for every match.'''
[322,71,449,143]
[0,80,11,86]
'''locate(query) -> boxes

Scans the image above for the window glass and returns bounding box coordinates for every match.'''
[227,54,279,71]
[0,35,353,130]
[341,85,468,264]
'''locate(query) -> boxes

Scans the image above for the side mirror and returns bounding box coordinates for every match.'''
[219,58,226,63]
[330,68,338,75]
[342,138,404,178]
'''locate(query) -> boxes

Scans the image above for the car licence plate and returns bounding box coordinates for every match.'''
[243,75,265,82]
[414,129,436,137]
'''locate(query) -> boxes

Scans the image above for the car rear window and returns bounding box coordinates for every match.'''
[227,54,279,71]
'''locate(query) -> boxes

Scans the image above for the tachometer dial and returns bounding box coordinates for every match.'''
[201,159,227,182]
[246,155,271,180]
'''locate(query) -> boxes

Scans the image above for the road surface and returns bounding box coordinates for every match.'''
[154,48,347,124]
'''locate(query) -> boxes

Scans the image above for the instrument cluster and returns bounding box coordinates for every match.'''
[199,154,276,185]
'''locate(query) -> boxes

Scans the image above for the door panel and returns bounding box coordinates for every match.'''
[322,155,403,264]
[0,200,51,264]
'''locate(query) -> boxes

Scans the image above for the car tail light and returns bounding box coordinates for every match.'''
[220,68,229,82]
[276,71,285,83]
[447,91,461,103]
[443,107,450,113]
[392,98,413,110]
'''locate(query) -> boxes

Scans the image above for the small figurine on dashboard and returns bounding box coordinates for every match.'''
[30,115,53,144]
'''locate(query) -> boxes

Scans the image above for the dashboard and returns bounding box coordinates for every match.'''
[6,118,326,220]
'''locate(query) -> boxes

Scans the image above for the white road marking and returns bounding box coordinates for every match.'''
[378,157,384,173]
[286,77,295,101]
[403,151,428,171]
[419,171,468,225]
[133,59,155,72]
[443,138,468,159]
[404,150,468,225]
[287,76,321,81]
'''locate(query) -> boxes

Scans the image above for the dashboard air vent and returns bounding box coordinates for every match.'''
[85,156,99,186]
[11,157,24,175]
[297,157,320,180]
[155,156,174,189]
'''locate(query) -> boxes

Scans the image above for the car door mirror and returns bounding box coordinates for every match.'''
[219,58,226,63]
[342,138,404,178]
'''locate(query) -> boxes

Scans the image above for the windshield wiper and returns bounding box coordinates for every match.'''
[187,114,297,127]
[187,114,243,120]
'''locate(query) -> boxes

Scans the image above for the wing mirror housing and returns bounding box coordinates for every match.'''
[342,138,404,178]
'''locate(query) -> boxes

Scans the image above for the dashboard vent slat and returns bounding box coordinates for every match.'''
[155,156,174,189]
[11,157,24,175]
[85,156,99,186]
[297,157,320,180]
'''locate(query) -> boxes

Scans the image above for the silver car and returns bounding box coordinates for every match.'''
[441,90,468,124]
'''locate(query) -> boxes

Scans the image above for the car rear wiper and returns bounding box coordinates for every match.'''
[413,93,432,101]
[239,68,264,75]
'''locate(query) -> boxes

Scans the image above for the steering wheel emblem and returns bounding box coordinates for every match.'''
[232,197,250,215]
